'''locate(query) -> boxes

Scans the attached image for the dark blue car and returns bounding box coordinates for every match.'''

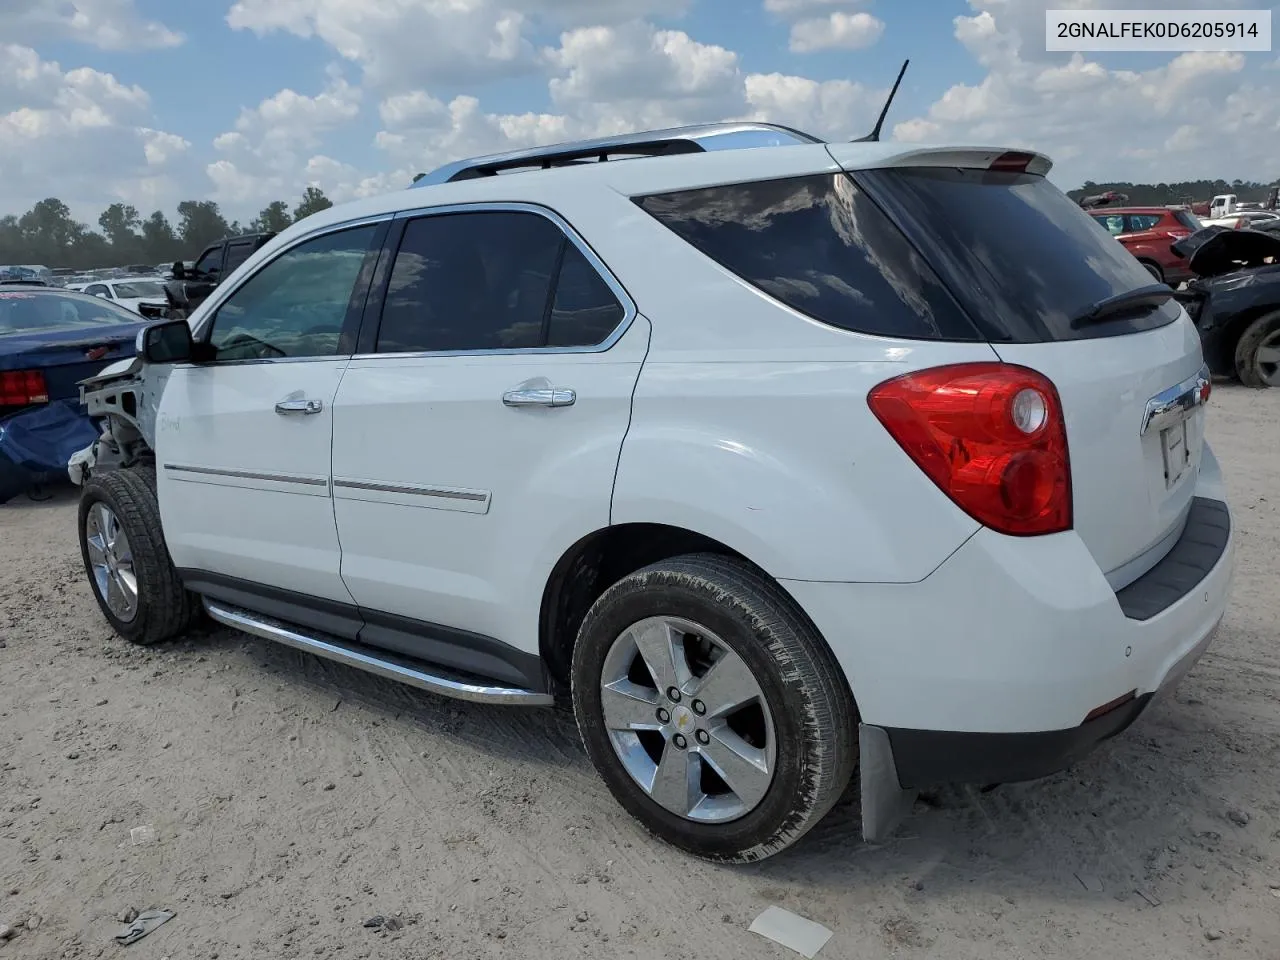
[1,285,149,500]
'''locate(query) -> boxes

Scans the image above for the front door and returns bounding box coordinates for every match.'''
[330,207,647,685]
[157,222,385,624]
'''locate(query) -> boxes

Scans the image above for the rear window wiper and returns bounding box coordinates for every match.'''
[1072,284,1173,327]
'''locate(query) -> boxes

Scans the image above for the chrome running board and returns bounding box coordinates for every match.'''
[203,599,554,707]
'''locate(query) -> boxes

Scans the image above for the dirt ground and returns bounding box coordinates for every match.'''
[1,384,1277,960]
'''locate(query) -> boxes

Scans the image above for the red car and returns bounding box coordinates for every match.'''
[1088,206,1203,284]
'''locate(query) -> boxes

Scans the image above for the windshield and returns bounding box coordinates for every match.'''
[855,167,1180,342]
[0,290,141,336]
[113,281,166,299]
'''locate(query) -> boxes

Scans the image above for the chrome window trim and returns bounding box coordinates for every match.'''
[349,200,637,360]
[190,214,396,345]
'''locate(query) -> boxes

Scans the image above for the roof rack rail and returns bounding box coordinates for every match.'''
[410,122,822,188]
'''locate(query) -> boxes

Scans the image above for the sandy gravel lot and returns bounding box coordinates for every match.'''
[1,384,1278,960]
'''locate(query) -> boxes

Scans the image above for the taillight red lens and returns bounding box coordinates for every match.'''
[0,369,50,406]
[868,363,1072,536]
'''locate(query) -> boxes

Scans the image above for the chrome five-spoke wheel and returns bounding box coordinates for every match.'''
[79,467,197,645]
[571,554,856,863]
[600,616,776,822]
[85,501,138,623]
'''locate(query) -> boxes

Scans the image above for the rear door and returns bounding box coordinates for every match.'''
[836,151,1209,587]
[330,205,647,682]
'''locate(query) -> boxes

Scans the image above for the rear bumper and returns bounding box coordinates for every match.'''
[883,693,1152,788]
[782,445,1234,786]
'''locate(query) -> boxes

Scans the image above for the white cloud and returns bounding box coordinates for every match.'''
[225,0,692,90]
[789,12,885,52]
[205,71,365,211]
[763,0,860,13]
[893,1,1278,188]
[0,45,192,220]
[373,23,885,183]
[3,0,182,50]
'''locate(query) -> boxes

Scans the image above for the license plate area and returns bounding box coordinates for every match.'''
[1160,419,1191,489]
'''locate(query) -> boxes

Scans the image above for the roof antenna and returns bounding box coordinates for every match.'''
[854,59,909,143]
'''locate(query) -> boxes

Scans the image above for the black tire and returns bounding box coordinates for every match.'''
[1233,311,1280,388]
[571,553,857,863]
[78,467,198,645]
[1139,260,1164,283]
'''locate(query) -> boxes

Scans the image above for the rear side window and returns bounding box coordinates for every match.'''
[375,211,627,353]
[855,167,1179,342]
[635,175,979,341]
[547,244,626,348]
[1174,211,1202,231]
[224,240,258,274]
[1127,214,1162,231]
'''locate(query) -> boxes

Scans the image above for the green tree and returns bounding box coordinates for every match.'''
[294,186,332,221]
[0,214,22,265]
[97,203,142,264]
[141,210,180,264]
[18,198,87,265]
[176,200,231,252]
[253,200,293,233]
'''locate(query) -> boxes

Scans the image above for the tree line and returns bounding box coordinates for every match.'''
[0,187,334,271]
[1065,177,1277,207]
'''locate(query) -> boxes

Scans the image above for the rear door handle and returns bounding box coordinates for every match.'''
[502,388,576,408]
[275,398,323,416]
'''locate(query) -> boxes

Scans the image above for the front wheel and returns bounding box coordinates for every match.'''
[571,554,856,863]
[79,468,198,645]
[1140,260,1164,283]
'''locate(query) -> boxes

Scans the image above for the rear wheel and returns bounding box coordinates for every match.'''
[1234,311,1280,388]
[571,554,856,863]
[79,467,198,645]
[1139,260,1164,283]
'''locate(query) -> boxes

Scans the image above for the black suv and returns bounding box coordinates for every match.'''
[160,233,275,319]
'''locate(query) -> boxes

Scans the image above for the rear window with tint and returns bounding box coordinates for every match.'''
[635,174,980,342]
[854,167,1180,342]
[1174,210,1203,231]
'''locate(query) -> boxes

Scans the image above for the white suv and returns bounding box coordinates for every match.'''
[71,123,1234,863]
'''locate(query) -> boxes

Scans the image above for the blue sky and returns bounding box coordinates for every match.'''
[4,0,1279,222]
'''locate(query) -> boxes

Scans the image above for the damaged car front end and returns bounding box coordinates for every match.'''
[68,352,174,486]
[1174,225,1280,388]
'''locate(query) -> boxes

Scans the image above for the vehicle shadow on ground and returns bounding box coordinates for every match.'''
[744,655,1278,912]
[184,612,1277,914]
[0,482,80,511]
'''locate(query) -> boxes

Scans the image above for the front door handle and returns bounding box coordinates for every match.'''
[275,398,323,416]
[502,387,576,408]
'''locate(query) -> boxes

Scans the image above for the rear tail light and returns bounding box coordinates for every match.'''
[1234,218,1248,229]
[868,363,1072,536]
[0,369,50,406]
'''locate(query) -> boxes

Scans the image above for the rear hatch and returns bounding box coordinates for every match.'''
[832,146,1209,586]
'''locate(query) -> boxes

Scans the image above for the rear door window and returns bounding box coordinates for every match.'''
[374,210,629,353]
[854,167,1180,342]
[635,175,979,341]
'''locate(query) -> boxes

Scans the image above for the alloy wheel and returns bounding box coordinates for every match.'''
[84,502,139,623]
[598,616,776,823]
